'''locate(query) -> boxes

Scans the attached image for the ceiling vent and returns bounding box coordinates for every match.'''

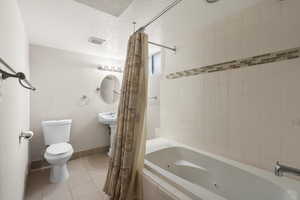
[88,37,106,45]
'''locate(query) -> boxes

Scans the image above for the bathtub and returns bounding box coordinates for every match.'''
[144,138,300,200]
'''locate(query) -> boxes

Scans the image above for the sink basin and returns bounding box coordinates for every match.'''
[98,112,117,125]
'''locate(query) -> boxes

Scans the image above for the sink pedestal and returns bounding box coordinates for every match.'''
[98,112,117,157]
[108,124,117,157]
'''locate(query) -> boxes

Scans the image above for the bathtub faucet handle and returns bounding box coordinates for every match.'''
[274,161,300,177]
[274,161,283,177]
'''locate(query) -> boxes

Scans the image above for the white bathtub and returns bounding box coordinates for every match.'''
[144,138,300,200]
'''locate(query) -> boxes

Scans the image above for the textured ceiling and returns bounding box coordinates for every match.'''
[18,0,168,59]
[18,0,267,60]
[73,0,134,17]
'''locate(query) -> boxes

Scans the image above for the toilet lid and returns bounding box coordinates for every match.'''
[46,142,72,155]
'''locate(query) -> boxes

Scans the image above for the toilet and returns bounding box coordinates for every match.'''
[42,119,73,183]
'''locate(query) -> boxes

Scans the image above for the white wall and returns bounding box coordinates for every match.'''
[160,0,300,171]
[30,45,123,161]
[0,0,30,199]
[147,74,161,139]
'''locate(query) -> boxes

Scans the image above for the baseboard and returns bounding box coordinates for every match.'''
[30,146,109,171]
[71,146,109,160]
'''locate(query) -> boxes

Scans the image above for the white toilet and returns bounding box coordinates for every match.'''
[42,119,74,183]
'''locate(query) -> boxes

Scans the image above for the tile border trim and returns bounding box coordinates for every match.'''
[166,47,300,79]
[30,146,109,171]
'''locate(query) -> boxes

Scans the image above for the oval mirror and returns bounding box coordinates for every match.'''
[100,75,120,104]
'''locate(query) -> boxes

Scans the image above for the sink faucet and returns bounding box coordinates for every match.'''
[274,161,300,177]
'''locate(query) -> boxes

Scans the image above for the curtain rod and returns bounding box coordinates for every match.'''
[0,57,36,91]
[133,22,177,53]
[134,0,183,53]
[136,0,183,32]
[148,41,176,52]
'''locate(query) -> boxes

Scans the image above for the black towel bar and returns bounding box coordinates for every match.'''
[0,57,36,91]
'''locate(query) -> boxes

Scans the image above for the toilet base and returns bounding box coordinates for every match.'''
[50,164,69,183]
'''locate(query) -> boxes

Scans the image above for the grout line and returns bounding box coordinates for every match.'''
[26,154,109,200]
[82,156,103,192]
[66,178,75,200]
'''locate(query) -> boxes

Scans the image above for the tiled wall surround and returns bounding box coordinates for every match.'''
[161,59,300,171]
[166,47,300,79]
[160,0,300,172]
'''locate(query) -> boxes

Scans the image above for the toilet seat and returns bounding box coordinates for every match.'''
[46,142,73,156]
[44,143,74,183]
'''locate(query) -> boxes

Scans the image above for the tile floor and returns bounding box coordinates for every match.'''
[25,153,110,200]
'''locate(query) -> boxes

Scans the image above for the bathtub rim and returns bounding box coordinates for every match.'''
[145,158,226,200]
[145,138,300,199]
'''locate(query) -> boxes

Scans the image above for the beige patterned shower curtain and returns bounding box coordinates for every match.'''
[104,32,149,200]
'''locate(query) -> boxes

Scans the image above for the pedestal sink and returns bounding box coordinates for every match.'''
[98,112,117,157]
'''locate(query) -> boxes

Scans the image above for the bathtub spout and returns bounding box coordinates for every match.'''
[274,161,300,177]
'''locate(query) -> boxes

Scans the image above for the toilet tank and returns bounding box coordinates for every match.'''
[42,119,72,145]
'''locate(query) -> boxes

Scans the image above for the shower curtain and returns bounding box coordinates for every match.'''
[104,31,148,200]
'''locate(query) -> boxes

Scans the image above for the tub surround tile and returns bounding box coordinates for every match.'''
[166,47,300,79]
[161,58,300,174]
[159,0,300,178]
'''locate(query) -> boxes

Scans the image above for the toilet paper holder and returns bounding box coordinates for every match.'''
[19,130,34,142]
